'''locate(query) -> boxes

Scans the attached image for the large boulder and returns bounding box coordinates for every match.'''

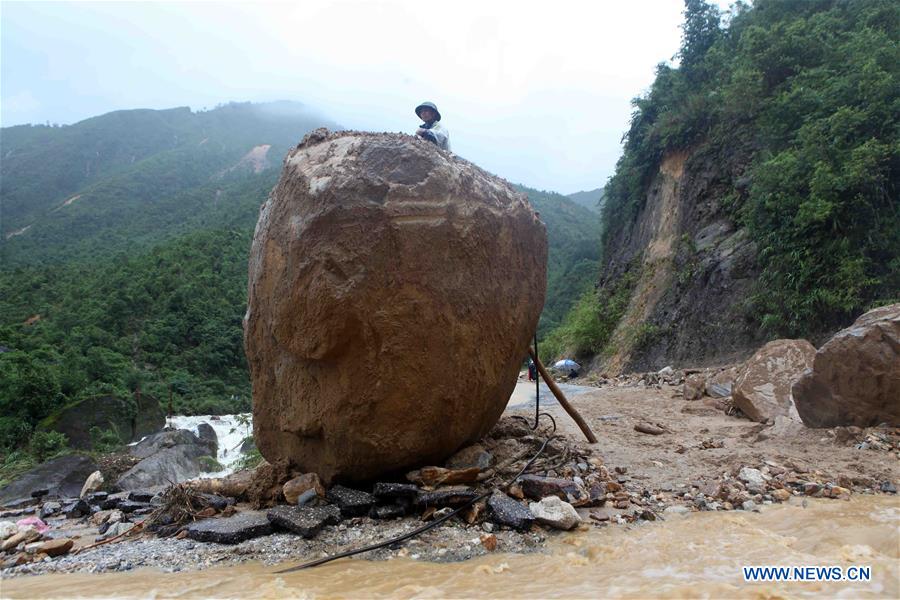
[0,454,98,507]
[732,339,815,423]
[37,394,165,449]
[244,130,547,483]
[116,429,217,490]
[793,304,900,427]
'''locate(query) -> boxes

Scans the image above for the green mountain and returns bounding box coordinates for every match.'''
[547,0,899,371]
[1,101,337,265]
[514,185,602,335]
[566,187,605,214]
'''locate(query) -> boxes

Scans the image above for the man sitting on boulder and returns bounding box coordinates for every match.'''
[414,101,450,151]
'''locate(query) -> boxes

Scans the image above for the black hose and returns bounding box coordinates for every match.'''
[274,414,558,573]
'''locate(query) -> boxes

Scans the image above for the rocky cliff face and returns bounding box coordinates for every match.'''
[595,145,765,374]
[244,129,547,483]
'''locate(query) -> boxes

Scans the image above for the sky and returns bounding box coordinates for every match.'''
[1,0,732,194]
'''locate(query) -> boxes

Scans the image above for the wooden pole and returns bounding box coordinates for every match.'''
[528,347,598,443]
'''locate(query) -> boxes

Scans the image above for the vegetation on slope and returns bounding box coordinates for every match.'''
[600,0,899,338]
[514,185,603,335]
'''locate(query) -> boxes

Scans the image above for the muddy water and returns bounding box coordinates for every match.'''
[5,497,897,599]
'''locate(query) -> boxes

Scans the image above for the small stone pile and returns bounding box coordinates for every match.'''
[177,416,619,547]
[0,484,170,568]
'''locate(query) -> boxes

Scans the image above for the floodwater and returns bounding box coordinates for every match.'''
[4,496,897,599]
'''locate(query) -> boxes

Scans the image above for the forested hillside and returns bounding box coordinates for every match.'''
[1,101,335,265]
[566,187,605,214]
[0,105,600,458]
[514,186,603,335]
[545,0,899,371]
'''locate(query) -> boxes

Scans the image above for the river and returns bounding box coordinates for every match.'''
[3,496,897,598]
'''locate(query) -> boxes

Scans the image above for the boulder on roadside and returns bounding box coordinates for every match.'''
[115,429,216,490]
[793,304,900,428]
[683,373,706,401]
[732,339,815,423]
[36,394,164,450]
[0,454,99,508]
[245,130,547,483]
[706,366,739,398]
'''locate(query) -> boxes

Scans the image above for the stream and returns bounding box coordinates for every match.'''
[3,496,897,598]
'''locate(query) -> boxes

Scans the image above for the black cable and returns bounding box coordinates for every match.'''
[275,414,558,573]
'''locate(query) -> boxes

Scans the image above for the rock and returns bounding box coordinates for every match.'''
[771,489,791,502]
[267,505,341,538]
[738,467,767,494]
[37,538,74,557]
[487,492,534,530]
[733,339,816,423]
[415,487,479,509]
[372,482,420,501]
[325,485,375,517]
[36,394,164,450]
[87,491,109,504]
[658,366,674,377]
[369,504,407,520]
[480,533,498,551]
[116,429,217,490]
[239,437,257,455]
[0,454,99,507]
[1,527,41,552]
[634,423,667,435]
[756,415,806,441]
[446,444,493,470]
[827,486,851,500]
[663,505,690,515]
[706,367,738,398]
[793,304,900,427]
[245,130,547,483]
[0,521,18,541]
[186,511,274,544]
[283,474,325,505]
[90,509,123,526]
[683,374,706,401]
[196,423,218,454]
[117,501,150,514]
[96,521,134,541]
[79,471,104,499]
[529,496,581,530]
[881,481,897,494]
[517,475,588,505]
[199,493,230,511]
[99,493,128,510]
[39,502,61,519]
[741,500,758,511]
[127,489,159,503]
[407,466,481,486]
[63,499,90,519]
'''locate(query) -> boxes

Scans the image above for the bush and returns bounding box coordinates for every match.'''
[89,426,123,453]
[29,430,69,462]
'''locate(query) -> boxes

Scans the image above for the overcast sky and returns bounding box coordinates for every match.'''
[2,0,731,194]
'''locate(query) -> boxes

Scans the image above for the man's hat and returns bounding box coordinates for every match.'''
[415,102,441,121]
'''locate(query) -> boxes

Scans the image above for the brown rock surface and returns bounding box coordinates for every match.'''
[244,129,547,483]
[793,304,900,428]
[732,339,815,423]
